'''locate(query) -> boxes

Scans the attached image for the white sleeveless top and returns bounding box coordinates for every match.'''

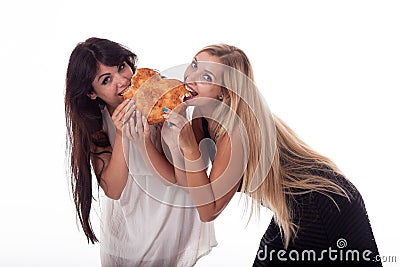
[99,107,217,267]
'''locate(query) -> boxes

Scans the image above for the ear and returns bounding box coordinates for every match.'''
[221,87,230,99]
[87,91,98,100]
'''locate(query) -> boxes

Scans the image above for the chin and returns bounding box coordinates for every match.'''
[185,97,221,109]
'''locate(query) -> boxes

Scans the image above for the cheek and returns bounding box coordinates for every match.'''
[93,85,112,98]
[91,84,100,96]
[124,67,134,77]
[197,83,221,98]
[206,85,221,97]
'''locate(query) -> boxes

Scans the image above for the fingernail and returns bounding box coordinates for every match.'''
[169,122,173,128]
[162,107,168,112]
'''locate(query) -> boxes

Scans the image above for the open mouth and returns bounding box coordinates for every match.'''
[118,83,131,96]
[183,85,198,101]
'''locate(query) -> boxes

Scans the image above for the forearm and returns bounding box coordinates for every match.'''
[139,139,177,185]
[100,133,128,199]
[168,147,191,187]
[181,139,241,222]
[182,148,219,221]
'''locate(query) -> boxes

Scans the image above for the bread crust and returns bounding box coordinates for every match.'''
[123,68,190,124]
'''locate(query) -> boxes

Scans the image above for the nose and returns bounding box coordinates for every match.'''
[184,69,197,84]
[116,73,128,88]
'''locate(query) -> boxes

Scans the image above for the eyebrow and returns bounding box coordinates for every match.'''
[97,73,110,82]
[194,57,217,76]
[202,65,218,78]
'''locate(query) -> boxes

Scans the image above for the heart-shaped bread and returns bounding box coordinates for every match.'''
[123,68,191,124]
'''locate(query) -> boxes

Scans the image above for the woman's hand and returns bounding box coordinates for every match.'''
[161,105,198,154]
[111,99,135,134]
[124,107,179,185]
[124,107,151,151]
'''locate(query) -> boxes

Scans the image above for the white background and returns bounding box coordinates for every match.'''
[1,0,399,266]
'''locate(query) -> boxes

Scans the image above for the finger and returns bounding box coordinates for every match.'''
[124,118,131,138]
[142,116,150,136]
[136,109,143,133]
[172,102,187,116]
[162,115,177,129]
[123,103,136,123]
[168,110,187,128]
[114,99,131,115]
[128,117,136,139]
[112,99,131,121]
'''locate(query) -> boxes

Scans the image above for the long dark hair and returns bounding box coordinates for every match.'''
[65,37,137,243]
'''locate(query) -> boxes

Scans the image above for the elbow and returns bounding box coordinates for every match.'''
[199,213,217,222]
[100,176,127,200]
[105,191,122,200]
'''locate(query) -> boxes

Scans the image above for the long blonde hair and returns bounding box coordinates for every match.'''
[197,44,350,248]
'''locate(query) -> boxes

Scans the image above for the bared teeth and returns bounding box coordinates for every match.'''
[185,88,196,95]
[118,86,131,96]
[182,90,199,101]
[182,92,190,102]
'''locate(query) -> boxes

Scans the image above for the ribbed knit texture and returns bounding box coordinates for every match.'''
[253,175,382,267]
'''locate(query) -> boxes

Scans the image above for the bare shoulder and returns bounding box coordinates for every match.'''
[90,131,113,175]
[90,131,112,153]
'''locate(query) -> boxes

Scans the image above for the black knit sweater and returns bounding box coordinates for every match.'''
[252,175,382,267]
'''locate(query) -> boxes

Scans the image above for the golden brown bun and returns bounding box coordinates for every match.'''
[122,68,158,100]
[123,68,190,124]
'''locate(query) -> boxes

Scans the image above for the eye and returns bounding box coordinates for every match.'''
[118,62,126,71]
[191,60,197,69]
[101,76,110,85]
[202,74,213,82]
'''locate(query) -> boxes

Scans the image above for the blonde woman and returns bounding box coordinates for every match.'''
[132,44,382,266]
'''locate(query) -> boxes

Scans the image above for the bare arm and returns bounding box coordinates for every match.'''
[181,131,244,222]
[91,132,128,200]
[125,109,178,185]
[162,108,245,221]
[163,114,208,188]
[141,135,177,185]
[90,99,134,200]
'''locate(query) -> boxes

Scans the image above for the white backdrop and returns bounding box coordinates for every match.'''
[0,0,399,266]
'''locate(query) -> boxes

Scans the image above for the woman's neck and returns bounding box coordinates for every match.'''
[106,105,115,115]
